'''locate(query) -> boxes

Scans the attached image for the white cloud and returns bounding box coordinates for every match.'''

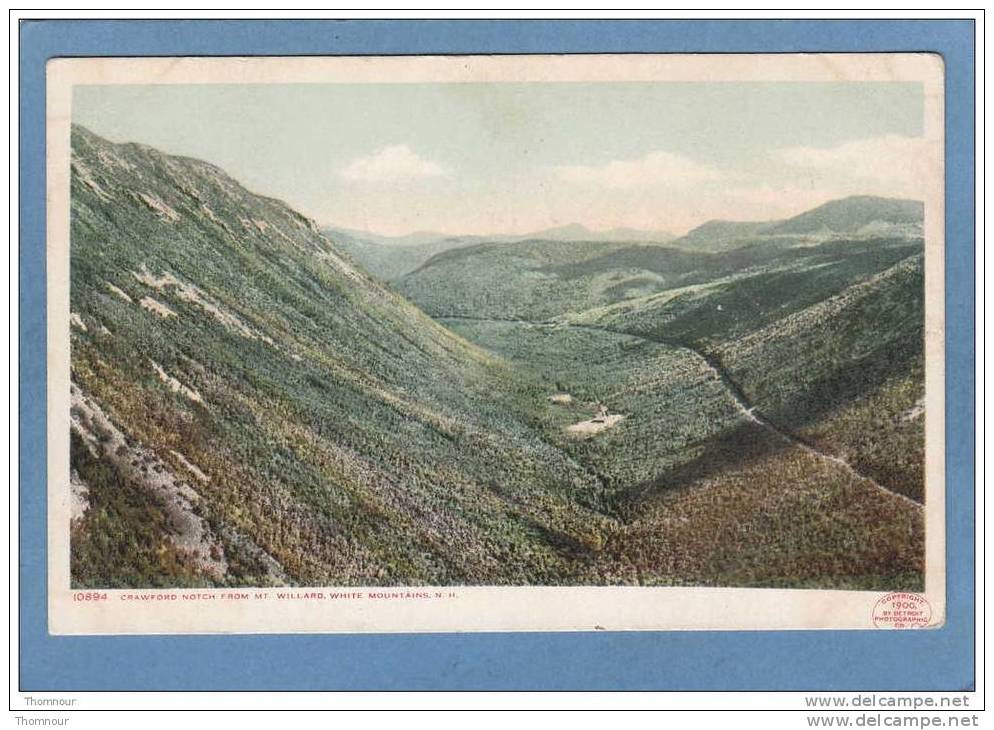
[773,134,936,195]
[340,145,446,182]
[554,150,726,189]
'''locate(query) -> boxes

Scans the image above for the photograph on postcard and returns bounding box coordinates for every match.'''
[46,54,945,634]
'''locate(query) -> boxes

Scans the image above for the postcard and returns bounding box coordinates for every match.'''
[46,53,945,634]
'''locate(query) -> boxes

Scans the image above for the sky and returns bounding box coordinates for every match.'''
[72,81,926,236]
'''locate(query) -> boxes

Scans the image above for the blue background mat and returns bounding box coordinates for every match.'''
[18,19,975,691]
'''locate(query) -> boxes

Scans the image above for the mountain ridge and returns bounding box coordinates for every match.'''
[672,195,923,252]
[323,223,676,281]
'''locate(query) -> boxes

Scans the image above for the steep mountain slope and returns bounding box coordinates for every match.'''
[69,126,617,587]
[564,241,925,502]
[713,254,926,501]
[440,318,923,589]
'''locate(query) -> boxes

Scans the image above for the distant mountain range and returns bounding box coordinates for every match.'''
[671,196,923,252]
[328,196,921,279]
[328,222,676,248]
[323,223,675,280]
[520,223,676,244]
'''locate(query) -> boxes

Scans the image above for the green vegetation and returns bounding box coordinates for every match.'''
[69,125,925,591]
[398,239,720,320]
[568,249,926,501]
[70,431,211,588]
[70,125,611,587]
[439,319,924,591]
